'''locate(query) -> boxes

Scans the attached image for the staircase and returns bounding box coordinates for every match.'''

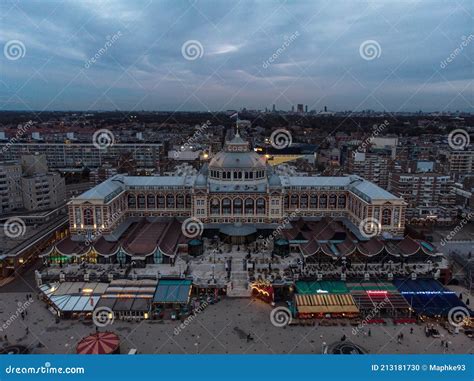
[227,258,251,298]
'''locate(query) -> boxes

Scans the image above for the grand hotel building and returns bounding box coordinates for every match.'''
[62,132,407,260]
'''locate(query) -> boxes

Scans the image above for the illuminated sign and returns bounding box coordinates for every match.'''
[366,290,388,296]
[401,291,455,295]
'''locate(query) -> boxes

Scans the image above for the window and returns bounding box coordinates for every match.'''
[83,208,93,226]
[382,209,392,225]
[222,198,231,214]
[177,194,184,208]
[233,198,243,214]
[319,195,327,208]
[337,194,346,209]
[147,194,155,208]
[128,194,136,208]
[157,195,165,208]
[211,198,220,215]
[166,194,175,208]
[256,198,265,215]
[300,194,308,208]
[329,194,337,209]
[138,194,146,208]
[245,198,254,214]
[291,194,299,208]
[310,194,318,208]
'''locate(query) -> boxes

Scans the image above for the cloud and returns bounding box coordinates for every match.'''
[0,0,472,111]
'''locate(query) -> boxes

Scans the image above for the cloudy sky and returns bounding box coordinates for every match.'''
[0,0,472,112]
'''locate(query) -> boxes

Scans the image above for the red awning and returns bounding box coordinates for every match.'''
[76,332,120,355]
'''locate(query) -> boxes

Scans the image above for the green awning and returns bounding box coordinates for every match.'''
[153,279,192,304]
[295,281,348,294]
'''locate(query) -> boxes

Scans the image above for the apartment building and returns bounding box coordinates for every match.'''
[389,172,456,224]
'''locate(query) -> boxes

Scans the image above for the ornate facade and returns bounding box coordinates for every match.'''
[68,132,406,240]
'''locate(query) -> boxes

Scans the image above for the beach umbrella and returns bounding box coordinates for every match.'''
[76,332,120,354]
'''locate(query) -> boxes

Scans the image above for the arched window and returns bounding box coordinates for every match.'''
[147,194,155,208]
[185,194,191,208]
[83,208,94,226]
[337,194,346,209]
[210,198,220,215]
[128,194,136,208]
[166,194,175,208]
[310,194,318,209]
[319,194,327,209]
[329,194,337,209]
[284,195,290,209]
[138,194,146,209]
[233,198,243,214]
[382,209,392,225]
[157,194,165,208]
[256,198,266,215]
[290,194,299,208]
[245,198,254,214]
[177,194,184,209]
[222,198,231,214]
[300,194,308,209]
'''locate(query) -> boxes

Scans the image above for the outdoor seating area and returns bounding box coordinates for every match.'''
[39,282,108,318]
[347,281,411,318]
[152,279,193,319]
[294,281,359,318]
[96,279,158,320]
[393,279,473,318]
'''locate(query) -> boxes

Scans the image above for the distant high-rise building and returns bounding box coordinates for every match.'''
[291,105,294,113]
[297,104,304,113]
[305,105,308,113]
[272,104,276,112]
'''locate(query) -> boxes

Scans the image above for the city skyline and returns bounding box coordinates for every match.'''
[1,0,473,112]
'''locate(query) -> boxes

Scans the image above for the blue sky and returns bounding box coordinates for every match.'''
[0,0,472,112]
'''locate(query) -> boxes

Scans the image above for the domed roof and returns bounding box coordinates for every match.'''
[209,130,266,170]
[209,150,266,170]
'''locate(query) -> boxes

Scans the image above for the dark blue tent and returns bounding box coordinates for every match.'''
[393,278,472,317]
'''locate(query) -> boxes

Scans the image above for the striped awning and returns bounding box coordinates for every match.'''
[295,293,359,314]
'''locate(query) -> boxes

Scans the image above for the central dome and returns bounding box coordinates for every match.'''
[208,130,267,181]
[209,150,266,170]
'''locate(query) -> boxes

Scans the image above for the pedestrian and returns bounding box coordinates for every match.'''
[445,341,448,349]
[400,332,404,340]
[410,327,413,334]
[4,335,7,342]
[26,327,29,334]
[368,329,371,337]
[441,339,444,346]
[21,312,24,320]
